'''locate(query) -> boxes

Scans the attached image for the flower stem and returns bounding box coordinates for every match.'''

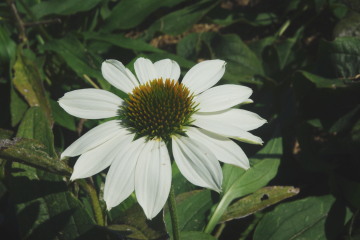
[168,185,180,240]
[78,179,105,226]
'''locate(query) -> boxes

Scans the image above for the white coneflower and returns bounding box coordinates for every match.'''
[59,57,266,219]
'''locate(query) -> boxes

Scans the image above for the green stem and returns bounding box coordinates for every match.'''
[168,185,180,240]
[204,194,232,234]
[78,179,105,226]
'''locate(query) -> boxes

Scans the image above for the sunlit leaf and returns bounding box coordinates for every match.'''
[12,48,53,124]
[220,186,299,222]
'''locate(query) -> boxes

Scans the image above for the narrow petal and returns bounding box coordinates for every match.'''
[186,127,250,169]
[61,120,124,158]
[58,89,122,119]
[195,84,253,112]
[70,132,134,180]
[181,60,226,94]
[154,59,181,81]
[135,140,171,219]
[172,136,222,192]
[134,57,158,85]
[104,138,147,210]
[101,60,139,93]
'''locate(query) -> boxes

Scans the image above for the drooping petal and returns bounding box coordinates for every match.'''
[104,138,147,210]
[195,84,253,112]
[154,59,181,81]
[186,127,250,169]
[193,110,265,145]
[58,89,123,119]
[135,140,171,219]
[70,131,134,180]
[101,59,139,93]
[61,120,124,159]
[181,60,226,94]
[172,136,222,192]
[134,57,158,85]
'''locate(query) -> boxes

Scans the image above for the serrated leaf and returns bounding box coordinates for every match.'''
[164,190,213,236]
[220,186,299,223]
[317,37,360,79]
[253,195,347,240]
[12,48,52,124]
[31,0,103,19]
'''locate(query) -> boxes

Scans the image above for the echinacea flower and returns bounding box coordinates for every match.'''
[59,57,266,219]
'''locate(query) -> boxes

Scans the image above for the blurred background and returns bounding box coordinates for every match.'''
[0,0,360,239]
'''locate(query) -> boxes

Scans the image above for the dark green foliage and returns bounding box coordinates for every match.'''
[0,0,359,239]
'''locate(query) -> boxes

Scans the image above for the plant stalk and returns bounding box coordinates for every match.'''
[78,179,105,226]
[168,185,180,240]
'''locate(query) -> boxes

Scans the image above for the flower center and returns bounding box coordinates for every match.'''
[119,78,197,142]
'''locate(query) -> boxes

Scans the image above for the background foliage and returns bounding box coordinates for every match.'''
[1,0,360,239]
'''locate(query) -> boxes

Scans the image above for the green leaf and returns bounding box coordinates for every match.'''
[211,34,264,84]
[205,136,282,233]
[103,0,187,31]
[180,231,217,240]
[146,0,217,36]
[83,32,163,53]
[110,204,167,240]
[164,190,213,236]
[253,195,347,240]
[50,99,76,131]
[17,107,57,157]
[12,48,53,124]
[333,11,360,38]
[317,37,360,79]
[42,35,110,90]
[0,138,72,176]
[329,104,360,133]
[7,107,101,239]
[0,24,16,63]
[220,186,299,223]
[10,84,28,127]
[31,0,103,19]
[298,71,348,88]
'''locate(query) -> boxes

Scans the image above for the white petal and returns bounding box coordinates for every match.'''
[101,60,139,93]
[181,60,226,94]
[134,57,158,85]
[186,127,250,169]
[135,140,171,219]
[193,110,265,145]
[70,132,134,180]
[154,59,181,81]
[104,138,147,210]
[195,85,253,112]
[61,120,124,158]
[172,136,222,192]
[58,89,122,119]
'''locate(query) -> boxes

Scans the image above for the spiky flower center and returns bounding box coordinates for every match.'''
[120,78,196,142]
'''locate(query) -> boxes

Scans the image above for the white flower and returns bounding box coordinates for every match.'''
[59,58,266,219]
